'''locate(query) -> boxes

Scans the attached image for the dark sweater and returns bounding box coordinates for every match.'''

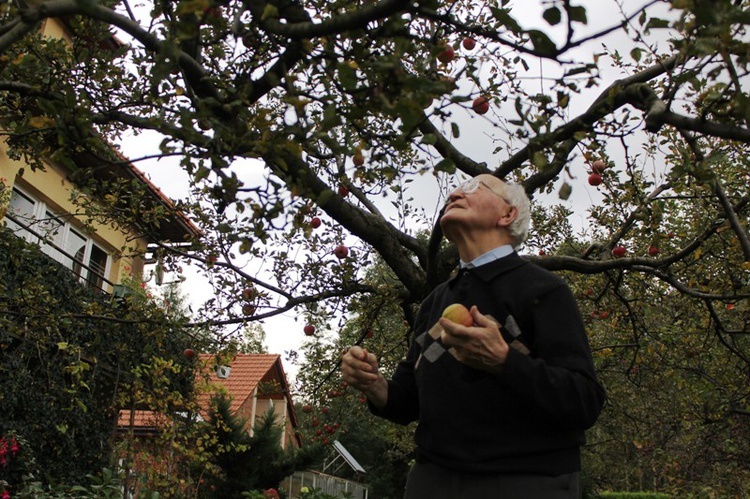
[373,252,605,476]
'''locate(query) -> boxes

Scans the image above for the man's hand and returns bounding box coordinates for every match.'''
[439,306,509,374]
[341,346,388,409]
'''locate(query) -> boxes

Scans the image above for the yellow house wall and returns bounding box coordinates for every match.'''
[251,397,292,448]
[0,142,148,285]
[0,14,153,286]
[40,18,72,41]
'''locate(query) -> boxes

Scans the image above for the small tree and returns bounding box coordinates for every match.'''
[200,393,319,499]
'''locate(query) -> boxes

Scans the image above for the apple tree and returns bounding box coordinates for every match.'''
[2,0,750,492]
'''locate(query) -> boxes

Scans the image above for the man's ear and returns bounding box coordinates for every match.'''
[496,205,518,228]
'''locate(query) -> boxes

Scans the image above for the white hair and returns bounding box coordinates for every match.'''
[501,182,531,249]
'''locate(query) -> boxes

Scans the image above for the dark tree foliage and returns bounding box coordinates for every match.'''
[200,393,320,498]
[0,228,195,487]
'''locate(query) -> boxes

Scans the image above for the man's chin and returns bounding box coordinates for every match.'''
[439,215,461,240]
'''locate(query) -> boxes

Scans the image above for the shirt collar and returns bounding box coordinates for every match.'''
[460,245,514,268]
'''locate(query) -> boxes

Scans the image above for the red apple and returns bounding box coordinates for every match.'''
[437,45,455,64]
[591,159,607,173]
[333,245,349,259]
[441,303,473,327]
[303,324,315,336]
[242,286,255,301]
[647,245,659,256]
[353,152,365,167]
[310,216,322,229]
[471,96,490,115]
[242,304,256,316]
[462,37,476,51]
[338,184,349,197]
[302,404,313,413]
[612,245,627,258]
[183,348,196,360]
[588,173,603,186]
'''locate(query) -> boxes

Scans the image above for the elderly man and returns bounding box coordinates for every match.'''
[341,174,605,499]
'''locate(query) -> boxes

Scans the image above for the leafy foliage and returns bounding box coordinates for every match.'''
[198,394,320,499]
[0,228,195,491]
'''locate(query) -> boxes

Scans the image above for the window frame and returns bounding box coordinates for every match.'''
[6,185,112,292]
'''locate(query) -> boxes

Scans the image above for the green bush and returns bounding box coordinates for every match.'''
[0,228,195,491]
[600,492,671,499]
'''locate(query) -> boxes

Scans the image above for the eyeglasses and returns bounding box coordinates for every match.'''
[455,177,511,204]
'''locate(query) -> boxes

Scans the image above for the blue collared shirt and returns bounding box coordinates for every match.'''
[460,245,514,269]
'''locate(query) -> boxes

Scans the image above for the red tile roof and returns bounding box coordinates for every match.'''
[196,353,285,415]
[118,354,299,432]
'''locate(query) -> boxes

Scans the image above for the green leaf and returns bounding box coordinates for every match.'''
[434,158,456,174]
[321,104,341,129]
[630,47,642,62]
[531,150,548,170]
[451,122,460,139]
[645,17,670,31]
[527,30,557,56]
[558,182,572,200]
[567,5,587,24]
[261,4,279,20]
[317,189,335,206]
[421,133,438,145]
[337,62,358,91]
[543,7,562,26]
[488,7,523,34]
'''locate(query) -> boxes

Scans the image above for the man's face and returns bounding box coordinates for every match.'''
[440,175,513,240]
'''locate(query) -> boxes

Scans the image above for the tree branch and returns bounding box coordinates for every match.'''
[251,0,412,39]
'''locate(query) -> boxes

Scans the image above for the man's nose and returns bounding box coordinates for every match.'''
[448,189,464,201]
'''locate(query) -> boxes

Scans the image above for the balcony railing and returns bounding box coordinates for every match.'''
[2,211,116,293]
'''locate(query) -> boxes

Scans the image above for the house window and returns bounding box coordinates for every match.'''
[5,186,112,292]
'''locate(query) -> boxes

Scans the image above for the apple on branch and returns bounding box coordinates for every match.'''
[333,245,349,259]
[242,304,256,316]
[472,96,490,115]
[612,245,627,258]
[462,37,476,51]
[304,324,316,336]
[436,42,455,64]
[353,152,365,167]
[588,173,603,186]
[591,159,607,173]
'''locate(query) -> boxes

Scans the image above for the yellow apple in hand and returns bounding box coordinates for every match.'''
[441,303,473,327]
